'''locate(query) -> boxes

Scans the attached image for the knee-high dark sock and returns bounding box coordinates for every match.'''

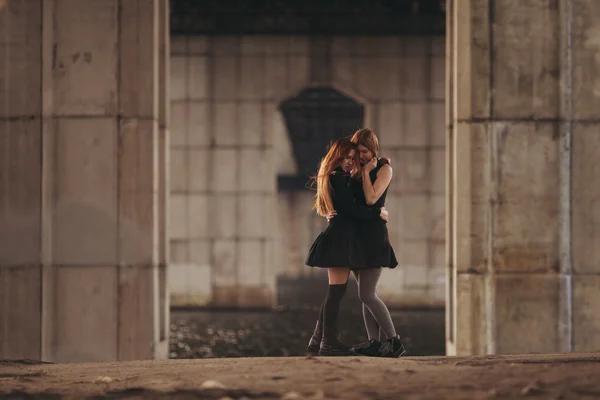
[322,283,347,342]
[310,302,325,339]
[318,301,324,324]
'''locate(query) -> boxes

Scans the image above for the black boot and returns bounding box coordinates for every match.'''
[306,321,322,355]
[317,283,352,356]
[353,339,384,357]
[318,328,354,356]
[380,335,406,358]
[318,336,355,356]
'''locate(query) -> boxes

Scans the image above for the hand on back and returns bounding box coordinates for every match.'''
[379,207,388,222]
[326,210,337,221]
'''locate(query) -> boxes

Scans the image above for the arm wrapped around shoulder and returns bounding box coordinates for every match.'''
[330,173,381,219]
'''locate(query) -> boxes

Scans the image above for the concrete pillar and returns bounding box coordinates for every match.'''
[157,0,170,358]
[448,0,600,355]
[445,0,457,356]
[0,0,168,362]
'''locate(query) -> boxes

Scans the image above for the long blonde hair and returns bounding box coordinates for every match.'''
[350,128,379,157]
[313,138,358,216]
[350,128,387,178]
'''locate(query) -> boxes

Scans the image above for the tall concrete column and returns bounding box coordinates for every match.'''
[448,0,600,355]
[445,0,457,356]
[0,0,168,362]
[157,0,170,359]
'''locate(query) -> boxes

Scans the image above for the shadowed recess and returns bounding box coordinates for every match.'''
[170,0,446,35]
[278,86,364,191]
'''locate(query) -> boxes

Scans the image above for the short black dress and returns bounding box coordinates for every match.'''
[351,160,398,269]
[305,167,382,269]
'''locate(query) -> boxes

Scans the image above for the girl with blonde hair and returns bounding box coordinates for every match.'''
[348,128,404,358]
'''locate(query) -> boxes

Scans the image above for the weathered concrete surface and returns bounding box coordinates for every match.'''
[447,0,600,355]
[0,0,170,362]
[1,353,600,399]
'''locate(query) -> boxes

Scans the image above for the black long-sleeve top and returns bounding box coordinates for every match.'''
[330,168,381,220]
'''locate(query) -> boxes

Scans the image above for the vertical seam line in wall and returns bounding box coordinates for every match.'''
[50,0,59,360]
[260,41,267,288]
[2,2,9,217]
[116,0,122,361]
[234,36,241,292]
[184,36,190,264]
[560,0,574,353]
[425,36,434,292]
[445,0,455,348]
[33,0,43,360]
[485,0,497,355]
[488,0,495,118]
[208,36,216,294]
[39,0,45,360]
[2,2,7,231]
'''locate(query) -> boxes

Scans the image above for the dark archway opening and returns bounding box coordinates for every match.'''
[277,86,365,192]
[275,85,365,324]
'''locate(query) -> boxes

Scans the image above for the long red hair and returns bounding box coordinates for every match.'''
[313,138,358,216]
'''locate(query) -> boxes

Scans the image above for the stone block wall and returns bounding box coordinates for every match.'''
[169,35,446,308]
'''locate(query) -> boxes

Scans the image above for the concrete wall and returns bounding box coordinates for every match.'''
[447,0,600,355]
[0,0,169,362]
[169,35,445,308]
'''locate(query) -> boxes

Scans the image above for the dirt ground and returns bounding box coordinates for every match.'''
[1,353,600,400]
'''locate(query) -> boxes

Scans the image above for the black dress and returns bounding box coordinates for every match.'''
[351,160,398,269]
[305,167,382,269]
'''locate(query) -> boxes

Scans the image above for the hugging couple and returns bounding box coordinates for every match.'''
[305,128,406,358]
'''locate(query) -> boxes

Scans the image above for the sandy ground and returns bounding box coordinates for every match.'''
[1,353,600,399]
